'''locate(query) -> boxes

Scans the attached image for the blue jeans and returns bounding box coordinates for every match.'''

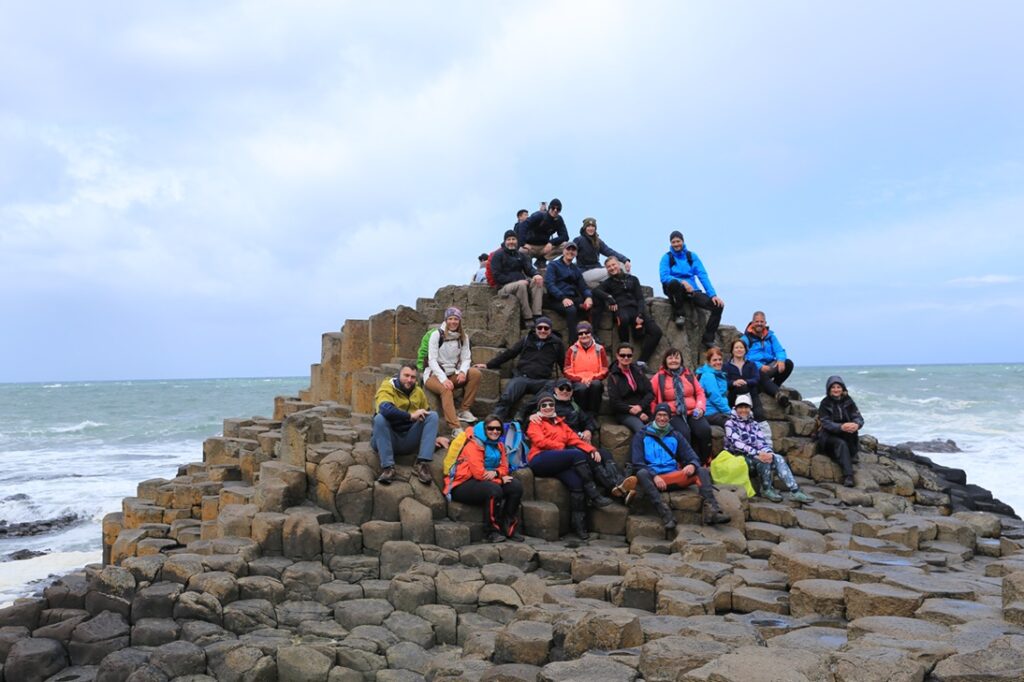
[372,412,439,468]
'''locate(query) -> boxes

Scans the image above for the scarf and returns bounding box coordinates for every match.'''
[669,367,687,415]
[650,422,672,438]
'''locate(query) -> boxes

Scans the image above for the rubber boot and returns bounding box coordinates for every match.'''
[574,462,613,507]
[569,492,589,541]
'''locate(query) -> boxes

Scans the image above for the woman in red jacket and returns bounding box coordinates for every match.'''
[650,347,713,465]
[445,415,525,543]
[526,392,612,540]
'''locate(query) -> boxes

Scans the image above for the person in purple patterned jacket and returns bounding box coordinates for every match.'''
[725,394,812,503]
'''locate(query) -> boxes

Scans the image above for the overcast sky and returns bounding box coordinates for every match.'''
[1,2,1022,382]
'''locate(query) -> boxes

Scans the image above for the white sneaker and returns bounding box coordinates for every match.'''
[458,410,477,423]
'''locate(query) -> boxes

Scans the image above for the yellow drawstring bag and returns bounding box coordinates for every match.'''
[710,449,755,498]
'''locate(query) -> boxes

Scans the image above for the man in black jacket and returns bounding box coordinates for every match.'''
[516,197,569,264]
[490,230,545,326]
[606,343,655,434]
[594,257,663,365]
[476,318,565,420]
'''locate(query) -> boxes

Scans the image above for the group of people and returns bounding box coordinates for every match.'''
[371,198,865,543]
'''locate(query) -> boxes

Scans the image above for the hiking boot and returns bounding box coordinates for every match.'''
[570,492,589,541]
[486,531,506,544]
[777,394,791,409]
[702,497,731,525]
[457,410,477,423]
[414,460,433,485]
[655,500,677,530]
[616,476,638,505]
[583,482,613,508]
[502,516,525,542]
[377,467,396,485]
[673,315,686,329]
[842,475,855,488]
[790,489,813,504]
[761,487,783,503]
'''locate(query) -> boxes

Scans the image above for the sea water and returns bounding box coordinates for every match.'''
[1,365,1021,606]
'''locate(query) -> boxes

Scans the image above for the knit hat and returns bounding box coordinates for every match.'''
[534,316,553,328]
[503,229,517,240]
[669,230,684,241]
[576,321,593,333]
[444,307,462,320]
[536,391,556,407]
[653,402,672,417]
[549,198,562,211]
[582,217,596,228]
[734,394,753,408]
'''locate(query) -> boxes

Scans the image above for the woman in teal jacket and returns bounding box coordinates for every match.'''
[695,347,730,427]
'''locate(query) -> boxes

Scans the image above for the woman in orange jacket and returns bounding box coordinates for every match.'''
[649,347,713,465]
[445,415,524,543]
[526,392,613,540]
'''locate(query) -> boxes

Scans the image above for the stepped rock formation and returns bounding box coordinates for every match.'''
[3,283,1024,681]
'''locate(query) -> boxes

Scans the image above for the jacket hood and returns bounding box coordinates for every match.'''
[695,363,724,378]
[729,407,753,422]
[391,376,414,396]
[744,322,771,339]
[471,421,495,444]
[825,375,847,393]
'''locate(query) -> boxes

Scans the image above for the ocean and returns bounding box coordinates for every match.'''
[1,365,1021,607]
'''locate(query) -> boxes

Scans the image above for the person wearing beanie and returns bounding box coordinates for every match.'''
[516,197,570,266]
[422,306,483,435]
[593,256,663,365]
[472,253,490,284]
[725,394,812,503]
[476,317,565,421]
[525,391,613,540]
[487,230,545,326]
[618,402,731,529]
[573,217,630,288]
[816,376,864,487]
[658,230,724,349]
[563,321,609,416]
[544,241,593,344]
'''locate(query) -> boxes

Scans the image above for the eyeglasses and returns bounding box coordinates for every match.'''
[485,425,503,432]
[535,325,551,331]
[555,385,572,391]
[577,331,591,336]
[538,402,555,409]
[618,353,633,358]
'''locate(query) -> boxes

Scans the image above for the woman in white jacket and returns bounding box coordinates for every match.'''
[423,307,482,435]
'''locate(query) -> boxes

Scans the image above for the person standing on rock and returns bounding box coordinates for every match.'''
[489,230,545,327]
[741,311,793,409]
[618,403,731,529]
[444,416,525,543]
[477,317,564,420]
[650,348,713,465]
[526,392,613,540]
[517,197,569,266]
[422,307,482,437]
[543,241,593,345]
[726,394,813,503]
[658,230,724,349]
[593,256,663,367]
[817,375,864,487]
[562,321,608,417]
[372,364,440,485]
[573,217,630,288]
[606,343,655,434]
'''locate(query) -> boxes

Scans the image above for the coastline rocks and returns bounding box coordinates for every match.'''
[897,439,961,453]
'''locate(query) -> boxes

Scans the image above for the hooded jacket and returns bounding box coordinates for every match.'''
[741,323,788,366]
[695,363,730,416]
[658,245,716,297]
[651,367,706,416]
[564,340,609,383]
[490,245,538,286]
[374,376,430,433]
[594,271,647,311]
[630,424,699,474]
[518,210,569,247]
[817,375,864,442]
[607,362,655,416]
[445,422,510,492]
[525,415,595,460]
[486,330,565,380]
[724,407,773,458]
[573,226,627,272]
[544,257,591,300]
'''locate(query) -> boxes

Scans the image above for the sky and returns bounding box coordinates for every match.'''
[1,1,1022,382]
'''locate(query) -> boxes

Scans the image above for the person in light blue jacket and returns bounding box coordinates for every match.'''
[740,311,794,409]
[695,347,731,427]
[658,230,724,348]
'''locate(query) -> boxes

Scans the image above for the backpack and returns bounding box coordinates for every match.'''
[417,327,463,373]
[484,249,500,288]
[501,421,527,471]
[442,423,527,500]
[442,427,474,499]
[667,249,694,268]
[710,450,756,497]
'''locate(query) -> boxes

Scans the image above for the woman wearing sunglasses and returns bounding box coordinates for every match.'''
[444,415,525,543]
[526,392,613,540]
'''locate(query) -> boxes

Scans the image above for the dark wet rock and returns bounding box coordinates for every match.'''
[5,548,48,561]
[69,611,130,665]
[94,646,150,681]
[0,513,82,538]
[897,439,960,453]
[148,640,206,678]
[131,618,180,647]
[5,637,69,682]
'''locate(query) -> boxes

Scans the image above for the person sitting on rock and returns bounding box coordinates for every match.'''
[696,347,731,427]
[517,197,569,265]
[658,230,724,349]
[650,348,713,465]
[422,307,482,437]
[444,415,525,543]
[525,391,613,540]
[489,230,545,327]
[618,403,731,529]
[606,343,655,434]
[817,375,864,487]
[573,217,629,288]
[724,337,766,421]
[563,321,608,416]
[726,394,812,503]
[373,364,440,485]
[472,253,489,284]
[477,317,564,420]
[543,241,593,345]
[741,311,793,409]
[593,256,663,367]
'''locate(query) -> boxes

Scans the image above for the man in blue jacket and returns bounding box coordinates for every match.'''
[544,242,593,344]
[517,198,569,265]
[741,311,794,409]
[658,230,724,349]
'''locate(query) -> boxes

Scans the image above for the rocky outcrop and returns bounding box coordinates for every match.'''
[3,282,1023,681]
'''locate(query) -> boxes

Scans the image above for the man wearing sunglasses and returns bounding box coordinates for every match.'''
[477,316,565,421]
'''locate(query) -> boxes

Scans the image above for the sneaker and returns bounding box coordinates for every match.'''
[486,531,506,544]
[458,410,477,423]
[790,490,813,504]
[377,467,396,485]
[673,315,686,329]
[414,460,433,485]
[761,487,783,503]
[616,476,638,505]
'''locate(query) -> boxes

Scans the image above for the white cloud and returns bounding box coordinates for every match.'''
[947,275,1020,287]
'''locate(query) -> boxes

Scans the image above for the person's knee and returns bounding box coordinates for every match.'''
[506,478,524,495]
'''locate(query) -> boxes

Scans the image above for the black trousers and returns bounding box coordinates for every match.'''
[612,307,663,364]
[669,413,713,465]
[571,380,604,416]
[757,359,794,396]
[545,295,591,345]
[450,478,524,531]
[495,377,551,420]
[821,433,859,477]
[661,282,723,348]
